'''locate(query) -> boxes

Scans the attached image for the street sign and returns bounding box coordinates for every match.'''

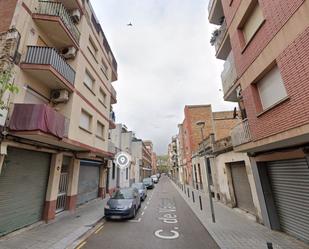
[115,152,131,169]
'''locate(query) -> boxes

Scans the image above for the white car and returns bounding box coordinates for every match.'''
[151,175,159,184]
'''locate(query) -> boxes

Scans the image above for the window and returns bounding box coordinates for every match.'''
[88,37,98,61]
[257,66,287,110]
[80,110,92,131]
[99,88,107,106]
[241,2,264,44]
[96,121,105,139]
[84,70,95,92]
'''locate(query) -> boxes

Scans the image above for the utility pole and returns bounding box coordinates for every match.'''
[196,121,216,223]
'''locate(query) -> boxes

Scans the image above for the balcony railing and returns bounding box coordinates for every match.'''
[24,46,76,85]
[221,51,237,95]
[231,119,252,147]
[35,1,80,43]
[214,20,227,53]
[9,104,69,139]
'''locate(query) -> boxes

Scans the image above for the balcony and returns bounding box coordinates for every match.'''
[221,51,238,100]
[32,1,80,48]
[108,140,116,154]
[110,85,117,104]
[20,46,75,91]
[208,0,224,25]
[59,0,83,12]
[9,104,69,139]
[211,20,231,60]
[109,111,116,129]
[231,119,252,147]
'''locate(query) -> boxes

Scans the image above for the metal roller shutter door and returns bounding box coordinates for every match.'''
[268,159,309,243]
[0,148,50,236]
[77,161,100,206]
[231,162,255,214]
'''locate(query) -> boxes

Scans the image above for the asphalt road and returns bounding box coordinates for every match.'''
[81,176,220,249]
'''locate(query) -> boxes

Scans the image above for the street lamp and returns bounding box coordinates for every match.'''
[196,120,216,223]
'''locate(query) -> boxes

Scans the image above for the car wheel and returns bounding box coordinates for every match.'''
[132,207,136,218]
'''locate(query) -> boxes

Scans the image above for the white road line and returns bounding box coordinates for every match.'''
[141,211,145,216]
[128,218,142,223]
[147,201,150,205]
[144,206,148,210]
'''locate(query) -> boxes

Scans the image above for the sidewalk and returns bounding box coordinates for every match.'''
[172,180,309,249]
[0,198,108,249]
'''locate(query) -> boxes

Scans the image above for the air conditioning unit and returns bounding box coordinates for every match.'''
[71,9,81,23]
[51,89,69,103]
[61,46,77,59]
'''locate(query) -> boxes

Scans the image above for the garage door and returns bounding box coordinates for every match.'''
[230,162,255,214]
[77,161,100,206]
[0,148,50,236]
[268,159,309,243]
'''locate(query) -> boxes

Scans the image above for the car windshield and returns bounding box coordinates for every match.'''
[112,189,134,199]
[132,183,143,189]
[143,178,152,183]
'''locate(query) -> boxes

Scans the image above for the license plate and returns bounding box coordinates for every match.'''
[110,215,121,219]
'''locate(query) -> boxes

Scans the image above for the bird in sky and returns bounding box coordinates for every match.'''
[127,22,133,26]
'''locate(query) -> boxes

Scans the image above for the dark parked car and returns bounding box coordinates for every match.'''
[104,188,141,219]
[132,182,147,201]
[143,177,154,189]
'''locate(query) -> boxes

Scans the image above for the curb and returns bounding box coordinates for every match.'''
[67,218,106,249]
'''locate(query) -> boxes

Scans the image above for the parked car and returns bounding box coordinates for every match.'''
[151,175,159,184]
[156,173,161,179]
[143,177,154,189]
[104,188,141,220]
[132,182,147,201]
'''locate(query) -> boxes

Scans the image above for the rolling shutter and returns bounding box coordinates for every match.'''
[267,159,309,243]
[0,148,50,236]
[77,161,100,206]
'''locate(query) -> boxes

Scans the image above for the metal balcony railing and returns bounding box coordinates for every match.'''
[231,119,252,147]
[35,1,80,43]
[214,20,227,53]
[24,46,76,85]
[221,51,237,95]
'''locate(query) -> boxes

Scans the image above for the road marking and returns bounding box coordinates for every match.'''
[94,225,104,234]
[144,206,148,210]
[141,211,145,216]
[128,218,141,223]
[154,229,179,240]
[147,201,150,205]
[75,241,87,249]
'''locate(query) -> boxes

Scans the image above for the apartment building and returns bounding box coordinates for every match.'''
[192,111,262,222]
[209,0,309,242]
[132,139,152,181]
[0,0,117,236]
[144,140,157,175]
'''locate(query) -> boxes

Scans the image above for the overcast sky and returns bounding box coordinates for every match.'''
[92,0,236,155]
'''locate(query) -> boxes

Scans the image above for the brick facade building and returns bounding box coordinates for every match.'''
[209,0,309,243]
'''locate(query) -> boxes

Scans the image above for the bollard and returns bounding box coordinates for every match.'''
[199,195,203,210]
[192,191,195,203]
[267,242,273,249]
[187,188,190,198]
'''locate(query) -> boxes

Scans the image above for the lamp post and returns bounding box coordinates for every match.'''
[196,121,216,223]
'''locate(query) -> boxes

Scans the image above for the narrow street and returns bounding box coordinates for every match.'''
[81,176,219,249]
